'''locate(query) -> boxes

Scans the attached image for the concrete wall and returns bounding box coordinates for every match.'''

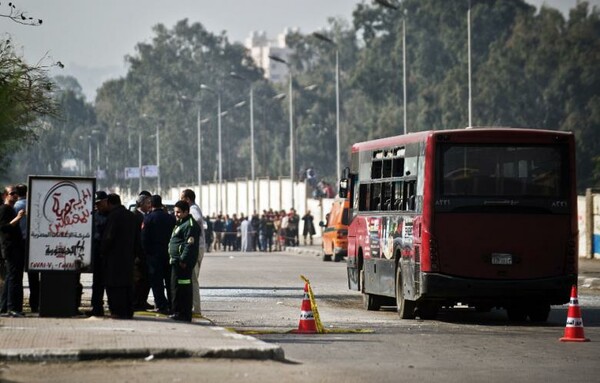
[168,178,335,238]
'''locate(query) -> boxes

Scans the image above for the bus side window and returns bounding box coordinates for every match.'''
[371,161,382,179]
[359,184,369,211]
[393,181,404,210]
[381,182,393,210]
[393,158,405,177]
[383,159,392,178]
[404,180,416,211]
[370,183,382,211]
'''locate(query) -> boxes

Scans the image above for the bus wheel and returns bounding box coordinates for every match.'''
[506,306,527,322]
[527,304,550,322]
[333,253,344,262]
[363,293,382,311]
[474,305,492,313]
[395,265,416,319]
[322,253,332,262]
[416,301,439,320]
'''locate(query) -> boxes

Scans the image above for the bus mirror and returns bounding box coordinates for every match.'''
[339,178,349,198]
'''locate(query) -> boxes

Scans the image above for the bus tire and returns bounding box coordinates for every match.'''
[333,253,344,262]
[395,265,416,319]
[322,253,332,262]
[416,301,439,320]
[506,305,527,322]
[363,293,382,311]
[527,304,550,322]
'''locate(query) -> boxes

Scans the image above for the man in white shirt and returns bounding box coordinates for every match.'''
[179,189,205,315]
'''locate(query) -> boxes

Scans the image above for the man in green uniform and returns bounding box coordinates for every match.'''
[168,200,200,322]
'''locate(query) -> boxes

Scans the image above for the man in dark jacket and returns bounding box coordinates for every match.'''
[168,200,200,322]
[132,192,152,311]
[87,191,109,317]
[0,186,25,317]
[142,195,175,314]
[100,193,140,319]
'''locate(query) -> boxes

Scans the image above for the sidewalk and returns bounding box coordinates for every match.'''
[0,312,284,362]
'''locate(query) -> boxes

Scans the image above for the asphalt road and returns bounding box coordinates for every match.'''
[2,250,599,383]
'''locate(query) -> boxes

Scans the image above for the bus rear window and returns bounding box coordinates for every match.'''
[438,144,567,198]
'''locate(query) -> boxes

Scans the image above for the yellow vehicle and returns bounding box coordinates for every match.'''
[319,199,349,262]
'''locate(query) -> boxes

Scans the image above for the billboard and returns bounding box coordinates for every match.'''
[28,176,95,271]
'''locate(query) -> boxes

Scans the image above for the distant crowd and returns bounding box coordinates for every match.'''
[205,208,317,253]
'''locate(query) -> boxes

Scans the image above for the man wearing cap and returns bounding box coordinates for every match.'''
[87,191,109,316]
[168,200,200,322]
[179,189,205,315]
[142,195,175,314]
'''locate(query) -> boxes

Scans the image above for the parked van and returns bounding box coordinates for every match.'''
[319,199,349,262]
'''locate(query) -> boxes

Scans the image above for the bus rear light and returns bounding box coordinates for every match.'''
[429,238,440,271]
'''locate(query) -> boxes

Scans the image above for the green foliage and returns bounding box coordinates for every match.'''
[7,0,600,193]
[0,39,56,176]
[9,75,96,179]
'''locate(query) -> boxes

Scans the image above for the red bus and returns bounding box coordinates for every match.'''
[339,127,577,321]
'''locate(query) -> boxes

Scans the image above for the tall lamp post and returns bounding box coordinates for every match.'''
[200,84,223,214]
[181,94,205,207]
[156,122,160,194]
[375,0,408,135]
[312,32,341,182]
[138,131,143,192]
[142,114,161,194]
[468,0,472,127]
[230,72,256,213]
[268,54,295,209]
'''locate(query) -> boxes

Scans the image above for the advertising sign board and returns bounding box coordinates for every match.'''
[28,176,95,271]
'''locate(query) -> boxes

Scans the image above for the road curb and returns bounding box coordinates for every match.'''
[285,246,321,257]
[0,318,285,363]
[0,346,285,362]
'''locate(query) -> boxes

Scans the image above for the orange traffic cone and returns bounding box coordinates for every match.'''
[560,285,590,342]
[294,283,318,334]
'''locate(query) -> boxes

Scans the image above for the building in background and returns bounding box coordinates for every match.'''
[245,28,297,83]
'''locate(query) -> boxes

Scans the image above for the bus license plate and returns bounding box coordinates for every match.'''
[491,254,512,265]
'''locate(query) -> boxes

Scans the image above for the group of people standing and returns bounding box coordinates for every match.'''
[1,181,319,321]
[88,188,205,322]
[208,208,316,252]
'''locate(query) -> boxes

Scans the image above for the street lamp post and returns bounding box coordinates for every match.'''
[138,132,142,192]
[230,72,256,213]
[375,0,408,135]
[468,1,472,127]
[269,55,295,209]
[156,122,160,194]
[312,32,341,182]
[201,84,223,214]
[182,94,208,208]
[142,114,161,194]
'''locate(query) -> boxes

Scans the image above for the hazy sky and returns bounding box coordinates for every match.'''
[4,0,358,69]
[3,0,598,99]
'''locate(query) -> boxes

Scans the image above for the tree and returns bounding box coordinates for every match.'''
[9,76,96,180]
[0,39,57,175]
[94,19,287,191]
[0,1,43,26]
